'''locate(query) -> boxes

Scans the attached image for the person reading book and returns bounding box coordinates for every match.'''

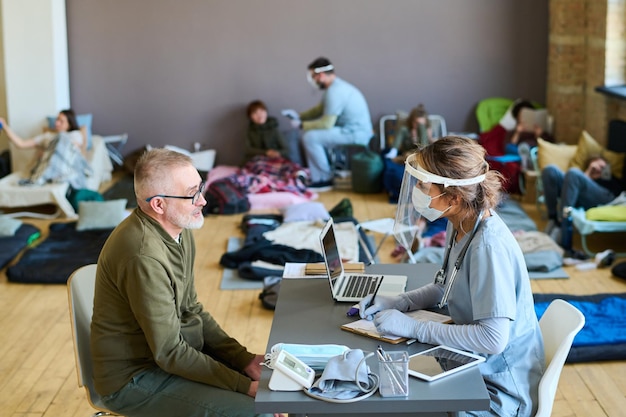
[358,136,544,416]
[504,100,554,170]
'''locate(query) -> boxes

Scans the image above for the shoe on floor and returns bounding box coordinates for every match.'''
[307,180,333,192]
[564,249,590,261]
[595,249,615,267]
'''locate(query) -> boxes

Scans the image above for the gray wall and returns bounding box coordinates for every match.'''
[66,0,548,166]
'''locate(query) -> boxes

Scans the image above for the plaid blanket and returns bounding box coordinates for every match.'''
[231,156,314,198]
[28,133,93,189]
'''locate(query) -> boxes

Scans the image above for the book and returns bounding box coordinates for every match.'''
[341,310,452,344]
[304,262,365,275]
[519,108,548,133]
[281,262,366,279]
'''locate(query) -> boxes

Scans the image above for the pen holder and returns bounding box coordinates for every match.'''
[378,350,409,397]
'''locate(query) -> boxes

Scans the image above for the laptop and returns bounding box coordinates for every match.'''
[319,219,407,302]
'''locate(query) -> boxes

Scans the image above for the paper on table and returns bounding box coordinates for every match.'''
[342,319,406,344]
[341,309,452,344]
[282,262,326,279]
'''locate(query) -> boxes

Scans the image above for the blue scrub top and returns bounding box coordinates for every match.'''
[323,77,372,136]
[445,211,544,417]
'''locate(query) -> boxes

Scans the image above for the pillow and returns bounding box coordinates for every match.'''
[586,205,626,221]
[569,131,603,170]
[281,202,330,223]
[498,101,517,131]
[76,199,128,231]
[0,215,22,237]
[569,130,625,179]
[537,138,578,172]
[248,192,311,210]
[47,113,93,150]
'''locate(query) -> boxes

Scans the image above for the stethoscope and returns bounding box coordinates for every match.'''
[434,210,485,308]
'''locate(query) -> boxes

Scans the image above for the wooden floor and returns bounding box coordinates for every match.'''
[1,186,626,417]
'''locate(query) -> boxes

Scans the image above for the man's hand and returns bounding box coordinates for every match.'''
[243,354,265,381]
[586,157,606,180]
[281,109,300,120]
[289,118,302,129]
[246,380,258,398]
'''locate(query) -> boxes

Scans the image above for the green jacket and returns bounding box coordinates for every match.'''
[91,209,254,396]
[245,116,288,161]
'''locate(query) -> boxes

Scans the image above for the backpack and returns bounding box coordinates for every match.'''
[259,276,281,310]
[67,187,105,212]
[202,178,250,215]
[351,150,383,193]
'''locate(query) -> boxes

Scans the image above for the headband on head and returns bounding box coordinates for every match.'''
[404,154,486,188]
[312,64,334,73]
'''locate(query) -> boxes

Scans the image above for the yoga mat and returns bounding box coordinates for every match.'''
[528,267,569,280]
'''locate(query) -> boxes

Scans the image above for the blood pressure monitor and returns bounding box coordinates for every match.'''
[269,350,315,391]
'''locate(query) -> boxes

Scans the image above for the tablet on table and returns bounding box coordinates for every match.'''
[408,345,485,382]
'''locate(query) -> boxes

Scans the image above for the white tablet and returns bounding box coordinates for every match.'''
[408,345,485,382]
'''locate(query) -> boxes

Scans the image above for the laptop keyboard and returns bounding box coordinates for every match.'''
[344,275,380,298]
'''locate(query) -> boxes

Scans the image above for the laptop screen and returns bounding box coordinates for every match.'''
[321,220,344,287]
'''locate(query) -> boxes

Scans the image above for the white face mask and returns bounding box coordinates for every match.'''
[411,187,449,222]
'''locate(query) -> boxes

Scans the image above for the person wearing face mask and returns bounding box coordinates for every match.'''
[359,136,544,417]
[282,57,373,191]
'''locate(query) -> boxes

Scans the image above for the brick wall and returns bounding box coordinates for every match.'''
[548,0,626,146]
[546,0,626,144]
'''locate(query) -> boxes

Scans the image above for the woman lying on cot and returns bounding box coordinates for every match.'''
[0,109,86,154]
[0,109,91,189]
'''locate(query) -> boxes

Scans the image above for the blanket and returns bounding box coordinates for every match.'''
[534,292,626,363]
[0,224,41,270]
[7,222,113,284]
[220,215,374,280]
[28,134,93,190]
[230,156,314,198]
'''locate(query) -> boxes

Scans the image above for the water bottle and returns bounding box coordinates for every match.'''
[561,207,573,250]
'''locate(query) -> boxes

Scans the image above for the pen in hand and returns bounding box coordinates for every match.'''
[364,276,384,311]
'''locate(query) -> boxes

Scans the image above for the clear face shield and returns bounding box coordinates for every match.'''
[306,64,334,89]
[393,153,486,253]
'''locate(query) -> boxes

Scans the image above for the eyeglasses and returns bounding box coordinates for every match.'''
[145,181,206,204]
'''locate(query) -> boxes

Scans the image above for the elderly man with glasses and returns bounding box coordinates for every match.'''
[90,148,274,417]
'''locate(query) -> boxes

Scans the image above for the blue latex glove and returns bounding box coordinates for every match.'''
[358,294,405,321]
[289,118,302,129]
[373,309,421,339]
[281,109,300,120]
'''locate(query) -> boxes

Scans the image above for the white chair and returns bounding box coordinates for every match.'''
[535,299,585,417]
[67,264,120,417]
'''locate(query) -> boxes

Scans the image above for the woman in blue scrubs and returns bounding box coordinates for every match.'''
[360,136,544,417]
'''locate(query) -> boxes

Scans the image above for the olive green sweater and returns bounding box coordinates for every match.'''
[91,209,255,396]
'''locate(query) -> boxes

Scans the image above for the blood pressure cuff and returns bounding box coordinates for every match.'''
[309,349,374,400]
[267,343,349,371]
